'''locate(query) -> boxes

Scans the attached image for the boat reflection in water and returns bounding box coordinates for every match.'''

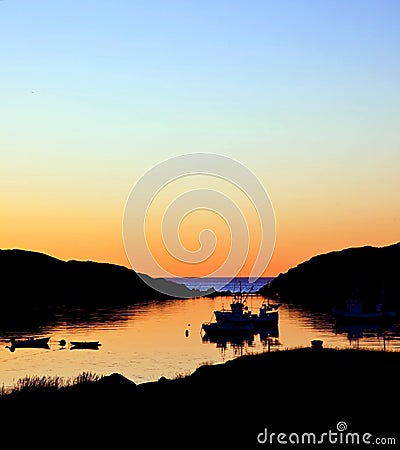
[5,336,51,352]
[202,326,280,356]
[333,321,400,350]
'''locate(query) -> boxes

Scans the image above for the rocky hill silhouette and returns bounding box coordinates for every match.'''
[259,242,400,312]
[0,249,206,311]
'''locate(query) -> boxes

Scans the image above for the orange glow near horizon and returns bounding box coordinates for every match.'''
[145,209,233,277]
[2,170,399,278]
[2,197,399,278]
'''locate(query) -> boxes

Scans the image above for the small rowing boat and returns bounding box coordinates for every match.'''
[7,336,51,350]
[70,341,101,349]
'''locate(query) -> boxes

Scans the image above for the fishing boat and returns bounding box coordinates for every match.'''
[212,283,280,327]
[7,336,51,349]
[201,282,280,336]
[332,285,396,322]
[70,341,101,349]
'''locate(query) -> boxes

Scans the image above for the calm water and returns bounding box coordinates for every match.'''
[0,295,399,389]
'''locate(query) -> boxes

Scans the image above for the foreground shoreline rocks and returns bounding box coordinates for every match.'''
[1,347,398,447]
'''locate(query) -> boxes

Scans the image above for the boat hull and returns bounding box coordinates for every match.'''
[8,336,50,349]
[201,322,255,335]
[332,308,385,322]
[214,311,278,327]
[70,341,101,349]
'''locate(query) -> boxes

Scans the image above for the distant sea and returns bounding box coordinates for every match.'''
[166,276,274,294]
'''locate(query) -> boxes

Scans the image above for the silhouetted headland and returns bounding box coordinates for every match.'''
[0,249,208,311]
[1,347,398,447]
[259,242,400,314]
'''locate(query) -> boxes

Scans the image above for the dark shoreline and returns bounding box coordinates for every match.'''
[1,347,398,447]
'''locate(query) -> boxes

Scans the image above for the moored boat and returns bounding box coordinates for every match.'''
[332,303,385,321]
[201,282,280,336]
[212,284,280,327]
[7,336,51,349]
[70,341,101,349]
[332,285,396,322]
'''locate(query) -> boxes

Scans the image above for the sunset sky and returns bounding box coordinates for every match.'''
[1,0,399,277]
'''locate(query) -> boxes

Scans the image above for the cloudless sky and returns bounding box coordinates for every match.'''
[1,0,399,276]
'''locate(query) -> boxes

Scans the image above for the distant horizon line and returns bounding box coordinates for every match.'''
[3,241,399,280]
[164,276,274,279]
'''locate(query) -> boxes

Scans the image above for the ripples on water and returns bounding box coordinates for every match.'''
[0,296,399,389]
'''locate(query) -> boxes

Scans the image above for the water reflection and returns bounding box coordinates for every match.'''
[0,305,136,341]
[0,297,399,390]
[202,326,281,357]
[332,321,400,350]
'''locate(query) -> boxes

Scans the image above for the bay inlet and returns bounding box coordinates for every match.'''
[1,278,399,390]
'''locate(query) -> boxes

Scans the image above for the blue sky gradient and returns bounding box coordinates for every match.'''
[1,0,399,275]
